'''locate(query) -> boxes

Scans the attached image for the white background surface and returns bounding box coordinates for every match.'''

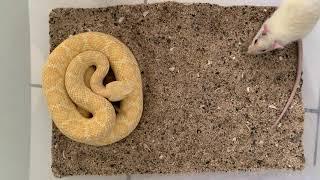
[0,0,30,180]
[29,0,320,179]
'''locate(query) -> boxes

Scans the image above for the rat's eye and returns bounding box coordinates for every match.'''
[262,32,267,36]
[254,39,258,44]
[261,49,267,52]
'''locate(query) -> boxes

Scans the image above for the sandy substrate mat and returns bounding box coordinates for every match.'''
[48,2,304,177]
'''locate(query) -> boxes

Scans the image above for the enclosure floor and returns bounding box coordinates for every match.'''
[49,2,304,178]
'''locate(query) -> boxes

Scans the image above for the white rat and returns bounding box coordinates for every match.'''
[248,0,320,54]
[247,0,320,128]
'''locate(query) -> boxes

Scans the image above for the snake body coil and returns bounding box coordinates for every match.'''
[42,32,143,146]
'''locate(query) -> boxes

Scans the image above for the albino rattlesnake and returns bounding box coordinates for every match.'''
[42,32,143,146]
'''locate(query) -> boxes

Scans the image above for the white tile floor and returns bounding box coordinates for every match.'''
[29,0,320,180]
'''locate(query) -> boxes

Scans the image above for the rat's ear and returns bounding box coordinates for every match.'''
[262,24,269,35]
[272,41,284,49]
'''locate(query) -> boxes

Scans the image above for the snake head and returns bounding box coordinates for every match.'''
[105,81,134,102]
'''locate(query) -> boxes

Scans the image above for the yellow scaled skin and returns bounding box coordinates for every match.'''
[42,32,143,146]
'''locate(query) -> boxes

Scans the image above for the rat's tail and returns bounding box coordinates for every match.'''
[272,40,303,129]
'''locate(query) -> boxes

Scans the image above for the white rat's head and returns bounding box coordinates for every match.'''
[247,22,284,54]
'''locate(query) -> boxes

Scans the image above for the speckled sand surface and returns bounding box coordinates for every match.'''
[49,2,304,177]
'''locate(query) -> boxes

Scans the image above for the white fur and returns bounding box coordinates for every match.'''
[270,0,320,44]
[248,0,320,54]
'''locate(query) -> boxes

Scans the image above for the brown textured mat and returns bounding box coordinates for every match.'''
[49,2,304,178]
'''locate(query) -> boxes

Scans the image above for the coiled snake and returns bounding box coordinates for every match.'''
[42,32,143,146]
